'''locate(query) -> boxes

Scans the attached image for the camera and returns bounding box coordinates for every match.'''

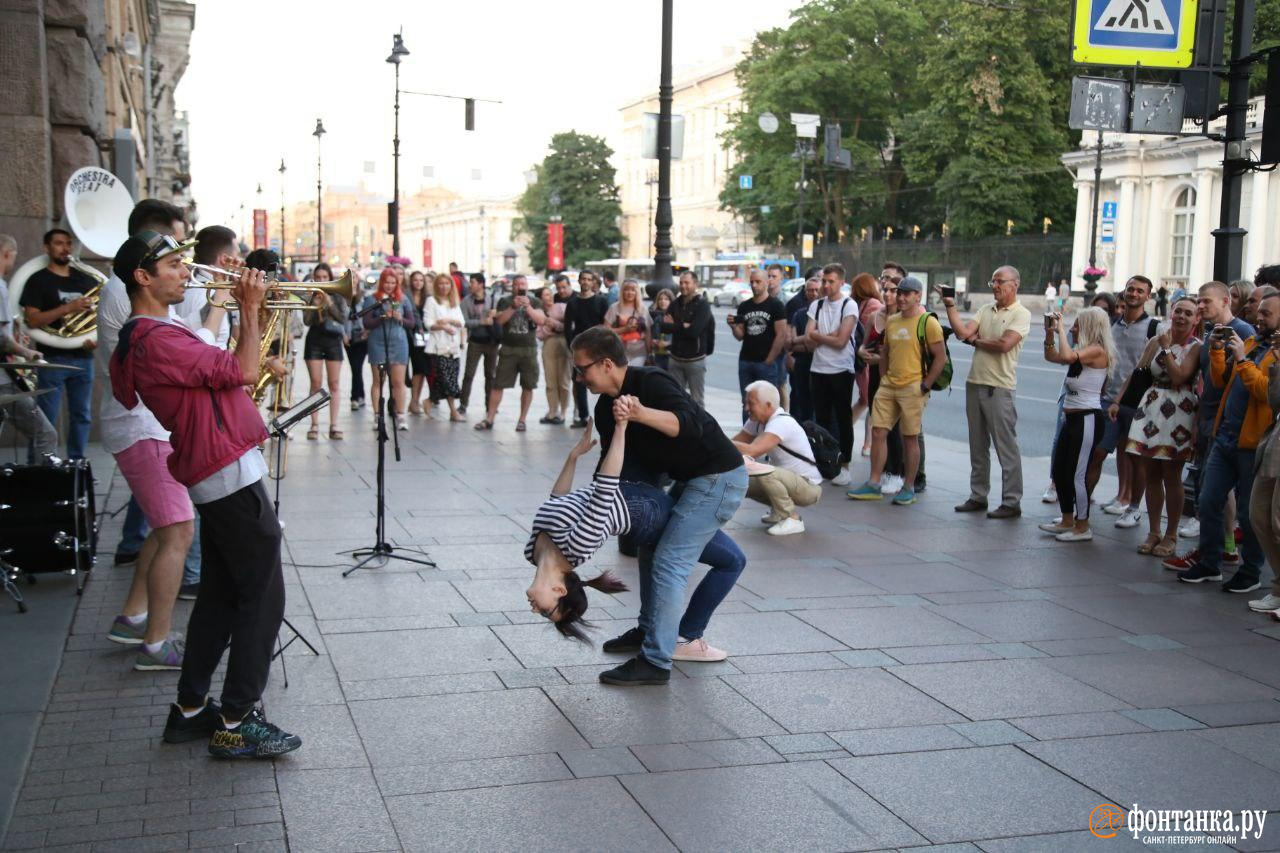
[940,286,956,300]
[1043,312,1056,332]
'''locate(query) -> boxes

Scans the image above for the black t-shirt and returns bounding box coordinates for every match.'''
[733,296,786,363]
[594,366,742,484]
[790,303,814,370]
[19,267,96,357]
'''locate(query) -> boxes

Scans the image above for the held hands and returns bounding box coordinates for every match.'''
[613,394,642,425]
[568,418,597,459]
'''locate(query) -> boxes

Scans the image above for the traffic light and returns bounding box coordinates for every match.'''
[465,98,475,131]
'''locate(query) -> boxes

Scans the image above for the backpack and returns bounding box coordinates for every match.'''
[774,414,843,480]
[916,312,953,391]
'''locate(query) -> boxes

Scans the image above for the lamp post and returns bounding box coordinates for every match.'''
[313,118,326,264]
[386,30,409,258]
[651,0,674,291]
[277,159,286,262]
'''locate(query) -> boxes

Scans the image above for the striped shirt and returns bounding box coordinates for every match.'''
[524,474,630,568]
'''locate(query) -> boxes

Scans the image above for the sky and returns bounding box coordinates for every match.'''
[177,0,798,231]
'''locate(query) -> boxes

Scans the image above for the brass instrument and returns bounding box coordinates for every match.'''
[58,260,108,336]
[182,261,356,311]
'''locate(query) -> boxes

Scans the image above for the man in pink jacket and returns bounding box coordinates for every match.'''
[110,231,301,759]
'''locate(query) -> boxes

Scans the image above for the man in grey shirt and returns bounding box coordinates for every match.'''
[0,234,57,459]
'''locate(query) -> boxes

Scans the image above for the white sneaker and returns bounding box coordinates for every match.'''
[1178,517,1201,538]
[767,517,805,536]
[1041,485,1057,503]
[350,400,360,412]
[880,474,903,495]
[673,637,728,662]
[1115,507,1142,529]
[1056,529,1094,542]
[760,512,784,525]
[1248,593,1280,613]
[1102,500,1127,515]
[831,468,853,487]
[395,414,409,431]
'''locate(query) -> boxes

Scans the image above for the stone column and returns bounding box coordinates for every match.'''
[1189,169,1216,286]
[1070,177,1092,287]
[1245,169,1270,279]
[1114,177,1138,286]
[1142,176,1165,283]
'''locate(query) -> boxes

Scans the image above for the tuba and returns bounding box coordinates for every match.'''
[7,167,132,350]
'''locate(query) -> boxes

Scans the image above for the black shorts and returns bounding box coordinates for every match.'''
[304,334,344,362]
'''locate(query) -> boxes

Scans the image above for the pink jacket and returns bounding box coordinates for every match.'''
[110,317,268,487]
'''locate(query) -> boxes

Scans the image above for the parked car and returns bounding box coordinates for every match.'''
[780,277,806,301]
[713,281,752,308]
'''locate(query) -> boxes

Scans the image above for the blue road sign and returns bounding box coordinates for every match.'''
[761,205,771,215]
[1071,0,1197,69]
[739,175,753,190]
[1102,201,1118,219]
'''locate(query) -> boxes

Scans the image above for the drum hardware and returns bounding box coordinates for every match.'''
[1,549,27,613]
[0,388,53,406]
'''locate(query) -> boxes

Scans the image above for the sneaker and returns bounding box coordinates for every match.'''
[350,400,360,412]
[163,699,222,744]
[395,415,409,431]
[208,708,302,759]
[880,474,904,494]
[1247,593,1280,612]
[1222,551,1242,567]
[1178,517,1200,538]
[107,615,146,646]
[1041,485,1057,504]
[760,512,785,525]
[891,487,917,506]
[767,517,806,536]
[177,583,199,601]
[846,482,883,501]
[1038,521,1072,534]
[831,468,853,487]
[570,418,589,429]
[673,637,728,662]
[1162,548,1200,571]
[1222,574,1262,594]
[913,475,927,493]
[1055,529,1094,542]
[987,505,1021,520]
[112,551,140,566]
[598,655,670,686]
[1102,500,1127,515]
[458,405,467,415]
[1115,507,1142,529]
[1177,563,1224,584]
[602,626,645,654]
[135,638,184,671]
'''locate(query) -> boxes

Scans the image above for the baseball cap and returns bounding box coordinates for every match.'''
[897,275,924,294]
[112,230,196,284]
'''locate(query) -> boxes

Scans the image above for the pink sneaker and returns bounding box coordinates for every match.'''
[672,637,728,662]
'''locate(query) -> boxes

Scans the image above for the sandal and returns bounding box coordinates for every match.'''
[473,419,494,431]
[1136,533,1160,555]
[1152,535,1178,558]
[306,426,319,440]
[515,421,527,432]
[329,428,343,440]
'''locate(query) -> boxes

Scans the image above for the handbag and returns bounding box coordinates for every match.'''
[1118,365,1154,409]
[413,331,428,349]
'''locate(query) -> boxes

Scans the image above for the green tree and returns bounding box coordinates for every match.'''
[515,132,622,272]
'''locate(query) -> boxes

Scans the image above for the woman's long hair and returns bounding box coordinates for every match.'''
[1072,306,1118,377]
[375,267,402,303]
[432,273,458,308]
[408,270,429,309]
[310,262,333,283]
[851,272,879,304]
[553,570,629,642]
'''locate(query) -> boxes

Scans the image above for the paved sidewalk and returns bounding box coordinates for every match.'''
[3,382,1280,852]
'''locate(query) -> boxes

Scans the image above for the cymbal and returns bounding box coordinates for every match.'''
[4,361,85,372]
[0,388,53,405]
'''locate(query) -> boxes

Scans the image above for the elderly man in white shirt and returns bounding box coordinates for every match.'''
[731,380,823,536]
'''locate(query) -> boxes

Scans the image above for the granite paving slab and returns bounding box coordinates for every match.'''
[797,605,989,648]
[890,658,1132,720]
[326,626,520,680]
[1042,650,1280,707]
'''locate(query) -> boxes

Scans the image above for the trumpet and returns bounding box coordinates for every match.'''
[182,260,356,305]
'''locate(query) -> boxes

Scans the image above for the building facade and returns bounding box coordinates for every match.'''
[1063,97,1276,293]
[1,0,196,260]
[400,197,529,277]
[615,48,755,264]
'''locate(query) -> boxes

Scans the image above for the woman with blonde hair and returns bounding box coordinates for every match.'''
[423,273,466,422]
[603,279,651,366]
[1041,306,1116,542]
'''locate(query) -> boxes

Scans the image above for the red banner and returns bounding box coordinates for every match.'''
[547,221,564,271]
[252,209,268,250]
[422,238,433,270]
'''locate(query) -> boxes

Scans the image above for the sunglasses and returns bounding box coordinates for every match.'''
[140,234,185,266]
[879,274,902,284]
[572,358,604,378]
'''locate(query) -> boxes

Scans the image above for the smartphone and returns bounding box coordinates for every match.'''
[940,286,956,299]
[1203,320,1215,339]
[1043,312,1055,332]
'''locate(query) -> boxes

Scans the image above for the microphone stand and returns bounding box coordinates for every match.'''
[343,295,436,576]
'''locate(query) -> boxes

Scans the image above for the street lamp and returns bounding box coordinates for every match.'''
[386,30,409,258]
[651,0,674,291]
[278,158,286,264]
[313,118,326,263]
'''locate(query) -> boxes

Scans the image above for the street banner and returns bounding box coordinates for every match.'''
[547,222,564,271]
[422,238,433,270]
[252,209,268,250]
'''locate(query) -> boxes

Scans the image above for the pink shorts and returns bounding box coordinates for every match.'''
[114,439,195,528]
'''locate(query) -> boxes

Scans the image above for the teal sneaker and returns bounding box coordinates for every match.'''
[892,487,917,506]
[846,482,883,501]
[107,615,146,646]
[209,708,302,759]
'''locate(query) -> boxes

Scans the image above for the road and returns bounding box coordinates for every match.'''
[704,304,1065,459]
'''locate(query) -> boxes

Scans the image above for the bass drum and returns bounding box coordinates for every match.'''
[0,460,97,585]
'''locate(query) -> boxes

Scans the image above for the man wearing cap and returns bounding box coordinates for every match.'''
[944,265,1031,519]
[109,231,301,759]
[847,276,945,506]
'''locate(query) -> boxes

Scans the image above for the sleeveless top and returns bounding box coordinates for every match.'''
[1063,358,1107,410]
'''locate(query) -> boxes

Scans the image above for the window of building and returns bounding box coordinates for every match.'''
[1168,186,1195,282]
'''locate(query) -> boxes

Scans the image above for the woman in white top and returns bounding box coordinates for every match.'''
[1041,307,1115,542]
[423,273,467,422]
[603,279,651,366]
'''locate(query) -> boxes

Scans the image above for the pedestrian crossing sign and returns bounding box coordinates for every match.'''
[1072,0,1198,68]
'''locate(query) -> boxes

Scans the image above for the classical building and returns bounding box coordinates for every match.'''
[615,47,755,264]
[1,0,197,259]
[400,197,529,277]
[1063,97,1276,293]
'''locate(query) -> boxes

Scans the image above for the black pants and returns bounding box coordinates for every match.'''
[809,371,854,464]
[789,363,814,423]
[1052,410,1103,521]
[573,379,589,421]
[346,339,368,402]
[177,479,285,721]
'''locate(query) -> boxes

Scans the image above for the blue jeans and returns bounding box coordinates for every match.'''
[621,481,747,643]
[738,359,779,421]
[118,496,202,585]
[35,352,93,459]
[634,467,747,669]
[1197,441,1264,580]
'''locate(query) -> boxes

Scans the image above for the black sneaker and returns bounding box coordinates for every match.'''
[163,699,222,744]
[602,626,645,654]
[570,418,589,429]
[1177,562,1224,584]
[177,583,199,601]
[113,551,140,566]
[599,655,670,686]
[208,708,302,759]
[1222,573,1262,594]
[914,476,927,493]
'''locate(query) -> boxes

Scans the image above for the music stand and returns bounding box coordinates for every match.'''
[266,390,325,683]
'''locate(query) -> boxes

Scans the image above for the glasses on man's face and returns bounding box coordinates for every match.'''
[572,358,604,378]
[989,278,1015,288]
[880,274,902,284]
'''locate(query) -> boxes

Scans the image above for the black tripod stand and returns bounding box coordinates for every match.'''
[343,296,435,576]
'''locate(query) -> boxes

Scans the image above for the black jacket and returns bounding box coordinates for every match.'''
[660,292,714,360]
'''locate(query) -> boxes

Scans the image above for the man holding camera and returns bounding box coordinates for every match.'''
[944,266,1031,519]
[476,274,545,431]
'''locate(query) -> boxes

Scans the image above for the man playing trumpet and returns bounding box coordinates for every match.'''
[110,231,302,759]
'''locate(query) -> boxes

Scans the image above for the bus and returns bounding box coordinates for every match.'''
[584,256,800,300]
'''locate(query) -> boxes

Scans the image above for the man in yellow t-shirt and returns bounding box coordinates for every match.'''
[848,276,946,505]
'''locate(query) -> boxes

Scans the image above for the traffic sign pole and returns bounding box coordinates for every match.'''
[1212,0,1254,283]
